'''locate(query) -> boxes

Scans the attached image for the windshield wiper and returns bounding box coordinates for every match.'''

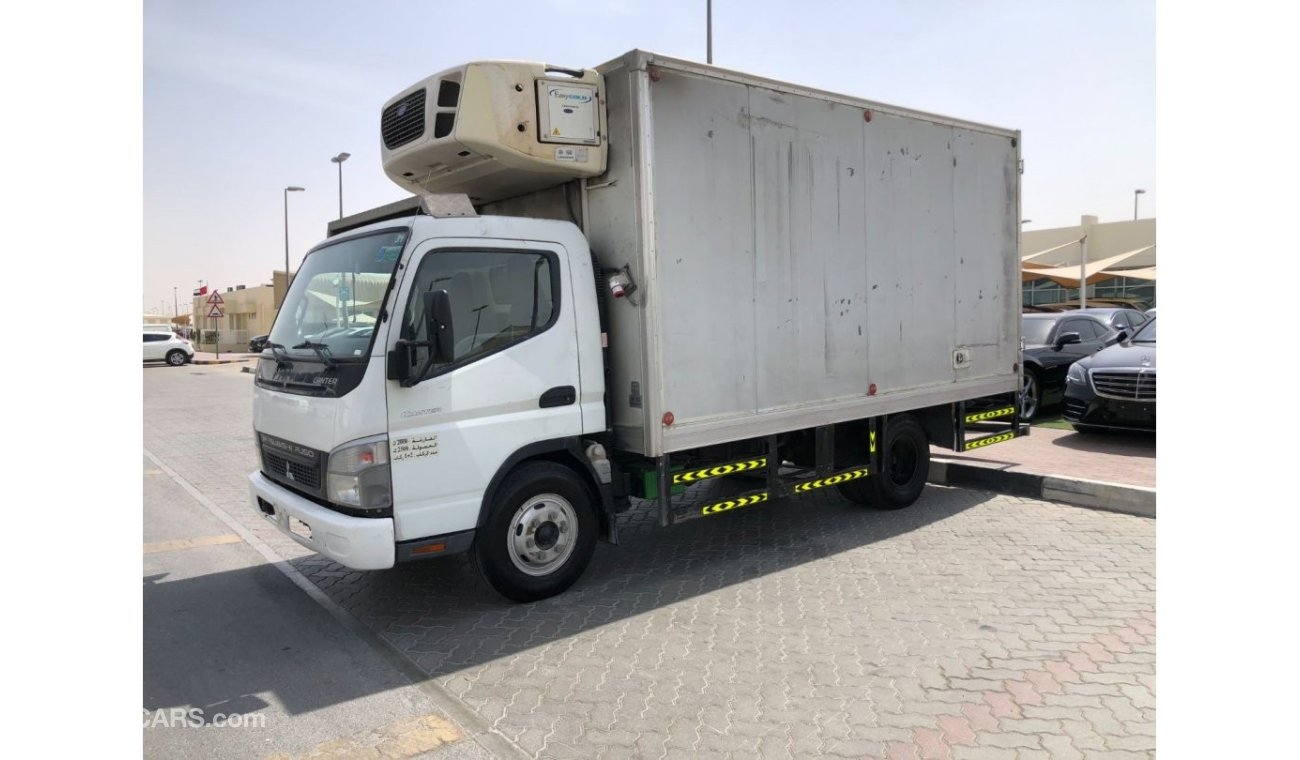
[264,340,291,366]
[292,340,337,369]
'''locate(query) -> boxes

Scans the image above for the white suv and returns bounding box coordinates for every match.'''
[143,331,194,366]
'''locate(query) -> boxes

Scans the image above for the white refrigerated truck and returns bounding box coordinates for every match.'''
[249,50,1026,601]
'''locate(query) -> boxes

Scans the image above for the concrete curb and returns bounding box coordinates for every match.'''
[929,458,1155,519]
[192,357,252,365]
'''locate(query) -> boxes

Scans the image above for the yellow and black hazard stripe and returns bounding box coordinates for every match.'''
[964,406,1016,424]
[673,457,767,485]
[963,431,1016,451]
[793,467,870,493]
[700,492,769,516]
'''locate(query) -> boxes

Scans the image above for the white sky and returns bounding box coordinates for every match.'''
[142,0,1154,315]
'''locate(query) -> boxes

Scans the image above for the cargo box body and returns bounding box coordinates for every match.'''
[490,51,1021,457]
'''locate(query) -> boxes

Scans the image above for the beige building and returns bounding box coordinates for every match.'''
[1021,216,1156,308]
[192,272,287,350]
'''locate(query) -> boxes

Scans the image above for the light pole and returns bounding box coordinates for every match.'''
[173,286,178,321]
[283,186,305,305]
[331,152,350,219]
[1133,188,1145,220]
[706,0,713,64]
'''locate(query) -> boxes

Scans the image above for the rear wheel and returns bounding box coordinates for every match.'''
[1020,368,1041,420]
[474,461,597,603]
[165,349,187,366]
[837,415,930,510]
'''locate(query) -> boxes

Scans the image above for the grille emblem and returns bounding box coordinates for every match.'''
[1140,354,1151,367]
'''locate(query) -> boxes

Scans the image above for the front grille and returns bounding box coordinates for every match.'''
[1092,370,1156,401]
[382,89,427,150]
[262,449,322,490]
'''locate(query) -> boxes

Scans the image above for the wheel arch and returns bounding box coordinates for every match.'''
[478,438,613,540]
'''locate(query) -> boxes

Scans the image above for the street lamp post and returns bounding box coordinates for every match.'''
[330,153,351,219]
[1133,188,1146,220]
[707,0,713,64]
[283,186,305,306]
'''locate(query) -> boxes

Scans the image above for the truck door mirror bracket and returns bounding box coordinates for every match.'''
[391,290,455,387]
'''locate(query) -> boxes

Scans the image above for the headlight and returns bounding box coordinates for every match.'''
[1066,363,1088,385]
[326,436,392,511]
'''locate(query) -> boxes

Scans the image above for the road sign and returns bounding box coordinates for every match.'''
[207,304,224,318]
[206,291,225,305]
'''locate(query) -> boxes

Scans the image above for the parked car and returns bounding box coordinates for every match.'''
[1075,307,1149,333]
[1062,316,1156,433]
[249,334,270,353]
[1145,307,1156,317]
[144,330,194,366]
[1020,313,1123,419]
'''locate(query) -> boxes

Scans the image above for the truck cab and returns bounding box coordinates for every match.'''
[249,212,611,599]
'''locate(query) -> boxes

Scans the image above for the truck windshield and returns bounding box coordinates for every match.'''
[269,229,408,361]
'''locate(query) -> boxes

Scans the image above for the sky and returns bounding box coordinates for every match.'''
[143,0,1154,316]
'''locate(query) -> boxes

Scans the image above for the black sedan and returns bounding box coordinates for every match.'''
[1075,307,1149,334]
[1062,317,1156,432]
[1020,313,1123,419]
[248,334,270,353]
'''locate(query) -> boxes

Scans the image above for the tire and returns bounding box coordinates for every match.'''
[474,461,598,603]
[837,415,930,510]
[1020,368,1041,420]
[165,350,187,366]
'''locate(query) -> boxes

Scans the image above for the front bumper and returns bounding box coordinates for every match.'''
[1062,384,1156,431]
[248,471,395,570]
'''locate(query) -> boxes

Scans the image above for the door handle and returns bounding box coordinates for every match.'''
[539,386,577,408]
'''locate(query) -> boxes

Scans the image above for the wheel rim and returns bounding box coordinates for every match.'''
[507,493,578,577]
[887,437,919,486]
[1021,373,1039,418]
[169,352,184,365]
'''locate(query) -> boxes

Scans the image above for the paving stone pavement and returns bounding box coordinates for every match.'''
[145,364,1156,759]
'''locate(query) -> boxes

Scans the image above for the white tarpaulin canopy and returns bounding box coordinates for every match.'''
[1020,238,1082,262]
[1099,265,1156,282]
[1021,245,1155,287]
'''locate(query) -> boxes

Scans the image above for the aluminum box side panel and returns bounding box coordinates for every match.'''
[645,66,1018,454]
[862,110,958,391]
[646,70,759,429]
[952,128,1021,381]
[583,60,652,455]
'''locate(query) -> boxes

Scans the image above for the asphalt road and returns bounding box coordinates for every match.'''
[144,362,1155,759]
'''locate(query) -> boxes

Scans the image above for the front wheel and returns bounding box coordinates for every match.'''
[474,461,598,603]
[837,415,930,510]
[165,350,188,366]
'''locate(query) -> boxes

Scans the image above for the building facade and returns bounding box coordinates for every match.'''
[192,272,287,350]
[1021,216,1156,308]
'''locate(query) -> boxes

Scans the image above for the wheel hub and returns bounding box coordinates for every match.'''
[534,521,560,550]
[507,494,577,577]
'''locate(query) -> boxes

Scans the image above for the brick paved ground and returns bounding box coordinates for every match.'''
[934,427,1155,490]
[145,363,1155,759]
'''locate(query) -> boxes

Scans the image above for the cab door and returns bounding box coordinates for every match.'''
[383,238,583,542]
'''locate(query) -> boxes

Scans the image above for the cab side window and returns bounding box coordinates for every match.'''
[402,250,557,369]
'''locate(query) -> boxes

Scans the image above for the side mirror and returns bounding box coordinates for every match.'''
[1053,332,1081,350]
[388,289,456,386]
